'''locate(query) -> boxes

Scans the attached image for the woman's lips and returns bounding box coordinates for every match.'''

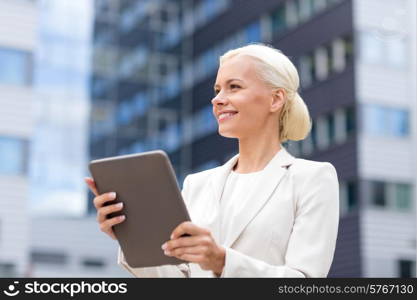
[218,112,238,122]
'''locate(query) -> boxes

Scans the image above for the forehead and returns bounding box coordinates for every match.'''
[215,55,259,84]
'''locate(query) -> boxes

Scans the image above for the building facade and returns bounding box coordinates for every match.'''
[0,0,38,277]
[90,0,416,277]
[29,217,127,277]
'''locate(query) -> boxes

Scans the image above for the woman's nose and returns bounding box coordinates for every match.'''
[211,93,228,106]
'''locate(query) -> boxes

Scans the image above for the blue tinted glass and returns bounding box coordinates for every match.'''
[390,109,409,137]
[245,21,261,43]
[0,48,30,85]
[363,104,387,135]
[0,137,25,175]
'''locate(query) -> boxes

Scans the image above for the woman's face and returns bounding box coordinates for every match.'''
[212,54,283,139]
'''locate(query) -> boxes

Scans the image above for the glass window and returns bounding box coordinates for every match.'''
[331,38,346,72]
[398,259,415,278]
[313,0,327,12]
[0,137,27,176]
[285,1,299,28]
[316,116,329,149]
[0,263,16,277]
[298,0,314,22]
[390,109,409,137]
[31,251,67,265]
[82,258,105,268]
[363,104,388,136]
[386,38,407,67]
[163,123,181,152]
[245,21,262,43]
[395,183,412,211]
[327,113,335,144]
[359,31,384,64]
[347,181,357,210]
[132,92,149,116]
[271,5,286,35]
[310,121,317,150]
[193,105,217,139]
[299,54,314,88]
[370,181,387,207]
[345,106,355,135]
[0,47,31,86]
[344,35,354,64]
[314,47,329,81]
[363,104,409,137]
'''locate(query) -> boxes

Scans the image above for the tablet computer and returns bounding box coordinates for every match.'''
[88,150,191,268]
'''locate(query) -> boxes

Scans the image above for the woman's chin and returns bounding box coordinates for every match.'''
[218,129,239,139]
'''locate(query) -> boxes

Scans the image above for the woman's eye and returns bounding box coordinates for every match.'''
[230,84,240,89]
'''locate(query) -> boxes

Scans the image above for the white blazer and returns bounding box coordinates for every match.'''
[117,145,339,277]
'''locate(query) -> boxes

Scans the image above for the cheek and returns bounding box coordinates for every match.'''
[238,99,268,123]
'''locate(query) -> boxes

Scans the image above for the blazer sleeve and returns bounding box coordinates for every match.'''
[218,162,339,278]
[117,175,192,277]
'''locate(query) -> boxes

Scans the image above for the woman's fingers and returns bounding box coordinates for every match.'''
[93,192,117,209]
[97,202,124,223]
[84,177,124,241]
[170,221,210,239]
[165,245,207,257]
[162,235,201,251]
[99,215,126,239]
[84,177,99,196]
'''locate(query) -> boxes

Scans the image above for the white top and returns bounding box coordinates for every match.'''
[219,167,267,245]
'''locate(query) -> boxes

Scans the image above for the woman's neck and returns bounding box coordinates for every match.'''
[234,133,281,174]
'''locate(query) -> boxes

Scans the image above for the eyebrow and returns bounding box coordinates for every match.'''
[213,78,244,90]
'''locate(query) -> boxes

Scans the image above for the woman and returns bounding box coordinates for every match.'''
[85,43,339,278]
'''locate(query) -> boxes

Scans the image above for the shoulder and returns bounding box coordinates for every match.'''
[182,166,218,186]
[289,158,339,192]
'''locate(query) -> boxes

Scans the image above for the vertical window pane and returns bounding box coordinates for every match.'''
[314,47,329,81]
[395,183,412,211]
[313,0,327,12]
[386,38,407,67]
[245,21,261,43]
[390,109,409,137]
[299,54,315,88]
[298,0,313,22]
[0,137,26,175]
[344,35,354,64]
[332,38,346,72]
[310,121,317,150]
[363,104,387,135]
[359,31,384,64]
[327,113,335,144]
[398,260,414,278]
[285,1,298,28]
[345,106,355,135]
[371,181,386,207]
[0,48,31,86]
[271,5,286,34]
[347,181,357,210]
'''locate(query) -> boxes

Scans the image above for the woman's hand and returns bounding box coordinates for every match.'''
[161,221,225,276]
[84,177,125,240]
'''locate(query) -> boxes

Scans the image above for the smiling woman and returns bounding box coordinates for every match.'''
[87,43,339,278]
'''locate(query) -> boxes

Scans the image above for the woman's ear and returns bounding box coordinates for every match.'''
[270,88,285,113]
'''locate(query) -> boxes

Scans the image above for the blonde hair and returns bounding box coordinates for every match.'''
[219,43,312,142]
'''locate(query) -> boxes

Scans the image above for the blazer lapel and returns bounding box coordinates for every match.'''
[208,145,296,248]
